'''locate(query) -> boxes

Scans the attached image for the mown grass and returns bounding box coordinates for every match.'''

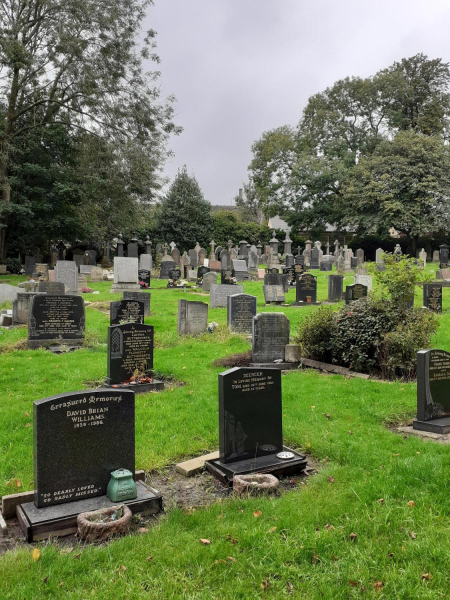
[0,267,449,599]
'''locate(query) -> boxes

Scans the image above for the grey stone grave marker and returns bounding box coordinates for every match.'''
[110,300,145,325]
[110,257,139,293]
[55,261,78,293]
[202,272,218,291]
[177,299,208,335]
[263,284,285,304]
[252,313,289,363]
[210,284,244,308]
[227,294,257,334]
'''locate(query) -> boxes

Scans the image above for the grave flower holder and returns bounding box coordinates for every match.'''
[77,504,132,542]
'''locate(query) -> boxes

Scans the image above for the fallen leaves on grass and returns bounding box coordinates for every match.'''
[311,554,320,564]
[227,556,236,562]
[200,539,211,545]
[253,510,262,518]
[421,573,431,580]
[138,527,148,534]
[328,476,335,483]
[410,531,417,540]
[407,500,416,507]
[349,532,357,541]
[32,548,41,562]
[377,498,384,504]
[260,580,270,590]
[146,556,153,562]
[43,576,49,584]
[348,581,358,587]
[373,581,383,589]
[268,527,277,533]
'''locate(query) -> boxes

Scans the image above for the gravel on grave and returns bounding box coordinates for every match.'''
[0,462,317,555]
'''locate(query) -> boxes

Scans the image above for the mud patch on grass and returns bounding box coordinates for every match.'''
[212,350,252,368]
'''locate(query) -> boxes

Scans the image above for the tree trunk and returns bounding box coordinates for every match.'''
[0,156,10,262]
[410,235,418,259]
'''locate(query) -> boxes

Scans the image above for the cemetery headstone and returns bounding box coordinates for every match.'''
[285,254,294,268]
[171,247,180,266]
[127,238,139,258]
[25,256,37,276]
[327,274,344,302]
[177,299,208,335]
[252,312,290,363]
[139,253,152,273]
[33,388,135,508]
[423,284,443,313]
[90,266,104,282]
[345,283,368,304]
[350,256,358,269]
[38,281,65,295]
[413,349,450,434]
[310,248,320,269]
[110,300,145,325]
[13,292,44,325]
[55,261,78,293]
[110,257,139,293]
[197,265,210,284]
[123,291,150,316]
[138,269,151,289]
[221,269,235,285]
[248,251,258,269]
[263,285,285,304]
[375,248,384,264]
[227,294,257,334]
[419,248,427,267]
[202,272,218,291]
[294,273,319,305]
[354,274,373,291]
[79,265,93,275]
[159,258,176,279]
[28,295,85,348]
[188,249,198,268]
[106,323,154,385]
[356,248,364,264]
[198,248,207,266]
[232,259,249,282]
[210,284,244,308]
[432,250,439,263]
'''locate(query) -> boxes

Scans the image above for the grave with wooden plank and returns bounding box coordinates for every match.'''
[205,368,307,485]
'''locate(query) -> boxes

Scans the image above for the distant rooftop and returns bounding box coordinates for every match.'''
[267,215,290,232]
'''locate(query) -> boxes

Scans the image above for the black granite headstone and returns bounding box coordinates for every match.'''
[25,256,37,276]
[197,266,210,283]
[33,388,135,508]
[264,272,289,293]
[439,244,449,269]
[169,267,182,281]
[310,248,320,269]
[351,257,358,269]
[221,269,235,285]
[295,255,305,266]
[295,273,318,304]
[123,291,150,316]
[107,323,154,385]
[423,284,443,313]
[138,269,151,289]
[345,283,368,304]
[283,267,296,285]
[414,349,450,434]
[159,260,176,279]
[110,300,145,325]
[227,294,257,334]
[219,367,282,464]
[320,262,332,271]
[28,295,85,348]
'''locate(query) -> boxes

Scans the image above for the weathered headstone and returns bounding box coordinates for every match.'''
[13,292,45,324]
[79,265,93,275]
[55,261,78,293]
[345,283,368,304]
[227,294,257,334]
[90,266,104,282]
[310,248,320,269]
[123,291,150,316]
[354,274,373,291]
[248,251,258,269]
[432,250,440,263]
[77,274,88,294]
[106,323,154,385]
[375,248,384,264]
[0,283,19,303]
[177,299,208,335]
[232,259,249,282]
[188,249,198,268]
[252,313,290,363]
[419,248,427,268]
[171,247,180,266]
[38,281,65,295]
[198,248,207,266]
[413,349,450,434]
[439,244,449,269]
[28,295,85,348]
[263,285,285,304]
[264,272,289,293]
[423,284,443,313]
[327,274,344,302]
[210,284,244,308]
[110,300,145,325]
[356,248,364,264]
[294,273,319,305]
[127,238,139,258]
[33,388,135,508]
[139,253,152,272]
[159,259,176,279]
[202,272,218,292]
[110,257,139,293]
[25,256,37,276]
[221,269,235,285]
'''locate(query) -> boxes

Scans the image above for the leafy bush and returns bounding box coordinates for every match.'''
[379,310,439,380]
[5,257,22,274]
[374,252,430,308]
[294,307,336,362]
[331,297,402,373]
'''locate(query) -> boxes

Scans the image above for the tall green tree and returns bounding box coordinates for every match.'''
[0,0,180,258]
[342,131,450,256]
[155,167,213,251]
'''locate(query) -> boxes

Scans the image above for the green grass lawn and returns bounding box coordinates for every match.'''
[0,266,449,598]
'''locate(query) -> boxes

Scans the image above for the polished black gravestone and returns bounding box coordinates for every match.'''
[138,269,151,289]
[423,284,443,313]
[345,283,368,304]
[28,295,85,348]
[123,291,150,316]
[293,273,319,305]
[439,244,449,269]
[33,389,135,508]
[159,260,176,279]
[106,323,163,392]
[283,267,296,286]
[110,300,145,325]
[264,272,289,293]
[197,265,210,284]
[413,349,450,434]
[205,368,306,484]
[227,293,257,334]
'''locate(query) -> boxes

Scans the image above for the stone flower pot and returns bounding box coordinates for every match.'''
[77,505,132,542]
[233,473,279,496]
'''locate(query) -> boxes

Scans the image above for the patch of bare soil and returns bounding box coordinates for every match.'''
[0,461,317,556]
[212,350,252,368]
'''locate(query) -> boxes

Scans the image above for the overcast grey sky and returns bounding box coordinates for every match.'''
[149,0,450,205]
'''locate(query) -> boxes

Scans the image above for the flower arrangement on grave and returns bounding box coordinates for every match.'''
[167,278,188,288]
[81,287,94,293]
[123,362,154,385]
[139,280,149,289]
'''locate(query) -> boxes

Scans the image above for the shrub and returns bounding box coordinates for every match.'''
[374,252,430,308]
[379,310,439,380]
[331,297,402,373]
[5,257,22,274]
[294,307,336,362]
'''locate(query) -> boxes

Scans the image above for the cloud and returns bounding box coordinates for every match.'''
[148,0,450,204]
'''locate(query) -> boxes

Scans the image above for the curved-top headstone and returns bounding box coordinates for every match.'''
[33,388,135,508]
